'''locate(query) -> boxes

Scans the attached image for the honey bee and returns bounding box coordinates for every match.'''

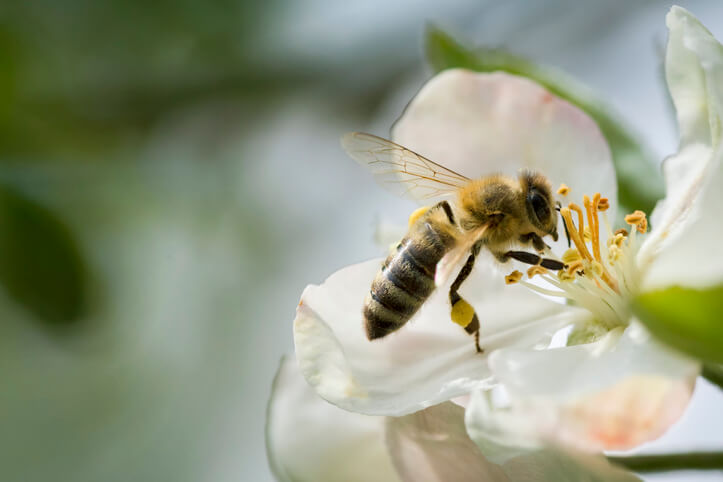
[342,132,565,353]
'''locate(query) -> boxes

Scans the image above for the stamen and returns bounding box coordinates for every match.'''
[624,210,648,234]
[560,207,593,262]
[527,266,549,279]
[557,184,570,196]
[597,197,610,211]
[568,203,587,244]
[505,270,523,284]
[614,228,628,237]
[561,248,581,265]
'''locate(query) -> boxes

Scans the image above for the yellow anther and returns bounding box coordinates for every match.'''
[562,248,582,264]
[615,228,629,237]
[624,210,648,233]
[566,260,584,276]
[557,269,575,281]
[608,244,622,262]
[597,197,610,211]
[505,270,523,284]
[408,206,430,228]
[591,261,604,277]
[557,183,570,196]
[527,265,549,279]
[607,232,626,248]
[451,299,475,328]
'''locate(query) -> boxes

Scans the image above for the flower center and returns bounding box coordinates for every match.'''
[506,189,648,333]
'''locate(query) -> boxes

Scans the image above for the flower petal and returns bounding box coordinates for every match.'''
[664,6,723,148]
[294,257,586,416]
[642,146,723,289]
[266,357,399,482]
[388,401,640,482]
[467,324,699,452]
[392,69,617,216]
[639,8,723,282]
[386,402,510,481]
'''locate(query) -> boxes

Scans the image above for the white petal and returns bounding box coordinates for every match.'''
[392,69,617,217]
[266,357,399,482]
[388,401,640,482]
[639,7,723,279]
[294,257,586,416]
[665,6,723,148]
[467,324,699,451]
[386,402,510,481]
[642,145,723,289]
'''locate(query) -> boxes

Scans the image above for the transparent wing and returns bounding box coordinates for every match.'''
[341,132,470,201]
[435,225,488,287]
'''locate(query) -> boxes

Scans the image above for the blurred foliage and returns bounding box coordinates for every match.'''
[0,184,86,326]
[633,285,723,364]
[425,27,665,218]
[0,0,281,161]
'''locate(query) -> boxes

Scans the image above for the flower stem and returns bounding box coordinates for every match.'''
[608,452,723,472]
[702,363,723,391]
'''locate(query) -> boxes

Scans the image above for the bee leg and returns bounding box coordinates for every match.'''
[519,233,549,253]
[449,248,483,353]
[502,250,565,271]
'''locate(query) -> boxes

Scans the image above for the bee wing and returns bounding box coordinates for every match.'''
[435,225,488,287]
[341,132,470,201]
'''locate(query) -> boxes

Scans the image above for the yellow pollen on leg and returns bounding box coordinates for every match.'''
[527,265,549,279]
[408,206,430,228]
[451,299,475,328]
[557,183,570,196]
[625,210,648,234]
[505,270,523,284]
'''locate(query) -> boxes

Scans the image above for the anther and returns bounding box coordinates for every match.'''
[527,265,549,279]
[562,248,581,264]
[614,228,629,237]
[557,184,570,196]
[597,197,610,211]
[505,270,523,284]
[624,210,648,234]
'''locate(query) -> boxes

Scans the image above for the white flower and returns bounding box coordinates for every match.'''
[266,358,640,481]
[292,5,715,454]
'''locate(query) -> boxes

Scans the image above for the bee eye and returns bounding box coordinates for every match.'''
[528,191,550,224]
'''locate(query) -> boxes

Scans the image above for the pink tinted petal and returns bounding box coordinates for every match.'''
[392,70,616,214]
[386,402,509,482]
[293,258,582,416]
[387,401,641,482]
[266,358,399,482]
[469,325,698,452]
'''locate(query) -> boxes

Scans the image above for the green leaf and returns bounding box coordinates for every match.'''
[0,185,87,327]
[425,27,665,217]
[633,285,723,364]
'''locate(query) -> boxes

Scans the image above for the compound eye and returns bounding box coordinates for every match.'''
[528,190,550,224]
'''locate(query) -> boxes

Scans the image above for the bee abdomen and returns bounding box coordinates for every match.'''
[363,238,441,340]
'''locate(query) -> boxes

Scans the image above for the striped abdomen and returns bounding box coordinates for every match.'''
[363,222,456,340]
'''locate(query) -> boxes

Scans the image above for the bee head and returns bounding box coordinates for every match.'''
[520,170,558,241]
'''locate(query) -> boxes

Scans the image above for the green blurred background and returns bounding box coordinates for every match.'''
[0,1,720,481]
